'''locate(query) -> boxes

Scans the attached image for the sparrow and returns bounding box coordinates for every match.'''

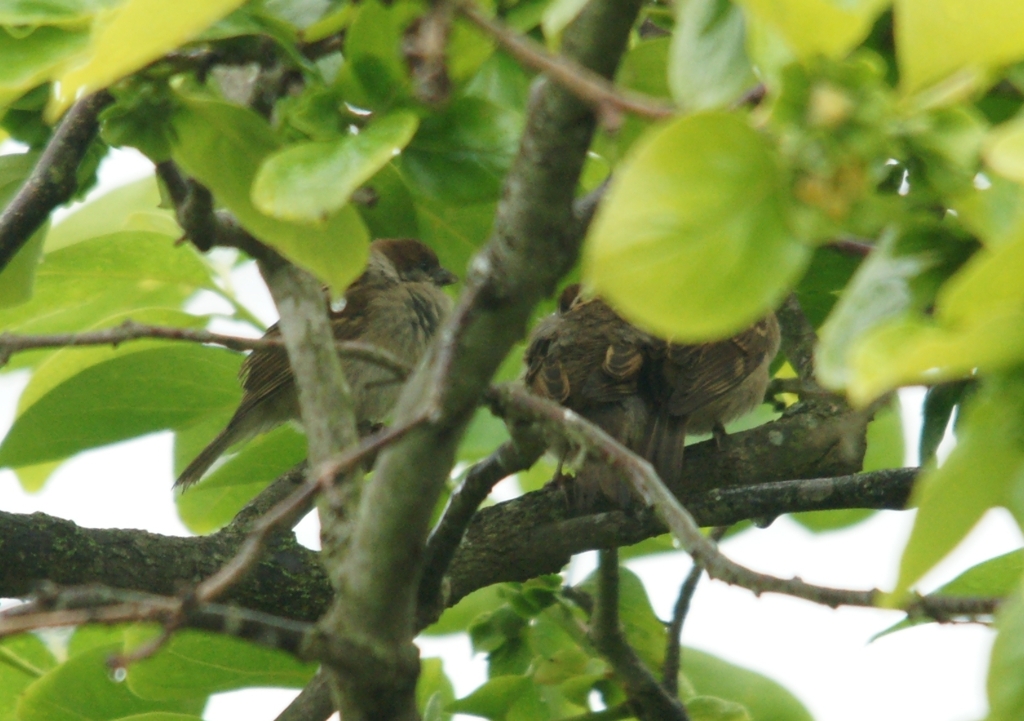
[524,284,780,508]
[174,238,458,489]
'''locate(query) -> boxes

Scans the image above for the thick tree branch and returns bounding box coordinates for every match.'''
[318,2,645,719]
[0,91,113,273]
[592,548,689,721]
[486,385,944,613]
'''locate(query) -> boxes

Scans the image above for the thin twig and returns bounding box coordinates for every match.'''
[417,431,546,625]
[488,384,1001,618]
[662,526,729,695]
[0,91,114,273]
[826,236,874,257]
[592,548,690,721]
[0,586,312,658]
[0,322,412,377]
[458,4,674,126]
[194,414,429,604]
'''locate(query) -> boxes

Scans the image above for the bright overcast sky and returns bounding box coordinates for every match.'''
[1,147,1021,721]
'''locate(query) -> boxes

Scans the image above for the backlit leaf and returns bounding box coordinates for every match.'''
[584,112,808,341]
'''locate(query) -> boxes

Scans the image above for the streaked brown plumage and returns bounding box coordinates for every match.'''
[174,238,457,490]
[524,284,780,508]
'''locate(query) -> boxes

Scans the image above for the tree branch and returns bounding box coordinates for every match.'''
[417,431,545,627]
[0,322,411,377]
[458,4,673,126]
[484,385,989,616]
[318,2,645,719]
[662,527,729,696]
[0,91,113,273]
[591,548,689,721]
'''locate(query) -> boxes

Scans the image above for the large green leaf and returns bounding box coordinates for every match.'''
[252,110,420,223]
[579,566,667,672]
[447,675,541,720]
[845,226,1021,404]
[49,0,247,119]
[895,0,1024,94]
[0,152,43,307]
[45,175,178,252]
[683,648,813,721]
[175,423,306,534]
[336,0,418,109]
[738,0,888,61]
[0,635,57,721]
[0,25,89,106]
[16,646,204,721]
[584,111,809,341]
[170,91,369,293]
[401,97,522,205]
[417,658,455,721]
[124,629,316,701]
[0,345,242,468]
[670,0,756,111]
[0,0,122,26]
[0,231,214,371]
[889,374,1024,603]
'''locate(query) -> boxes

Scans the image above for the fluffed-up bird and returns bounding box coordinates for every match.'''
[175,238,458,489]
[523,284,780,508]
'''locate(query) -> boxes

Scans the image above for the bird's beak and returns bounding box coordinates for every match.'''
[433,268,459,286]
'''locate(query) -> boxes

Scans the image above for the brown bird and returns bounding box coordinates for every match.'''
[175,238,458,489]
[524,284,780,508]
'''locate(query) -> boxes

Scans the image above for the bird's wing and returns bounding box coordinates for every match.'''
[663,317,776,417]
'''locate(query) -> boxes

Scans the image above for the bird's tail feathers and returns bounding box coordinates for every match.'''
[174,426,241,490]
[644,412,688,485]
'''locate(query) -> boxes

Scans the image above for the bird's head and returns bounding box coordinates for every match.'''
[370,238,458,287]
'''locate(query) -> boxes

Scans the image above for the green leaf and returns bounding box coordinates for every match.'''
[336,0,418,109]
[413,192,494,278]
[895,0,1024,94]
[417,658,455,721]
[683,647,813,721]
[175,424,306,534]
[421,585,505,637]
[170,91,370,294]
[0,224,45,308]
[584,111,809,341]
[0,231,213,372]
[817,222,977,401]
[49,0,247,119]
[670,0,756,111]
[737,0,888,60]
[988,582,1024,721]
[0,345,242,468]
[863,399,905,472]
[687,695,752,721]
[875,549,1023,638]
[579,566,667,671]
[0,0,121,26]
[540,0,588,47]
[889,374,1024,603]
[447,675,532,719]
[0,26,89,106]
[0,635,57,721]
[16,646,204,721]
[252,111,420,223]
[45,176,178,252]
[401,97,523,204]
[125,629,316,701]
[458,407,511,463]
[357,162,421,239]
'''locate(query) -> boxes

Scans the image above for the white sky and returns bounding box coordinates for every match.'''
[1,147,1021,721]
